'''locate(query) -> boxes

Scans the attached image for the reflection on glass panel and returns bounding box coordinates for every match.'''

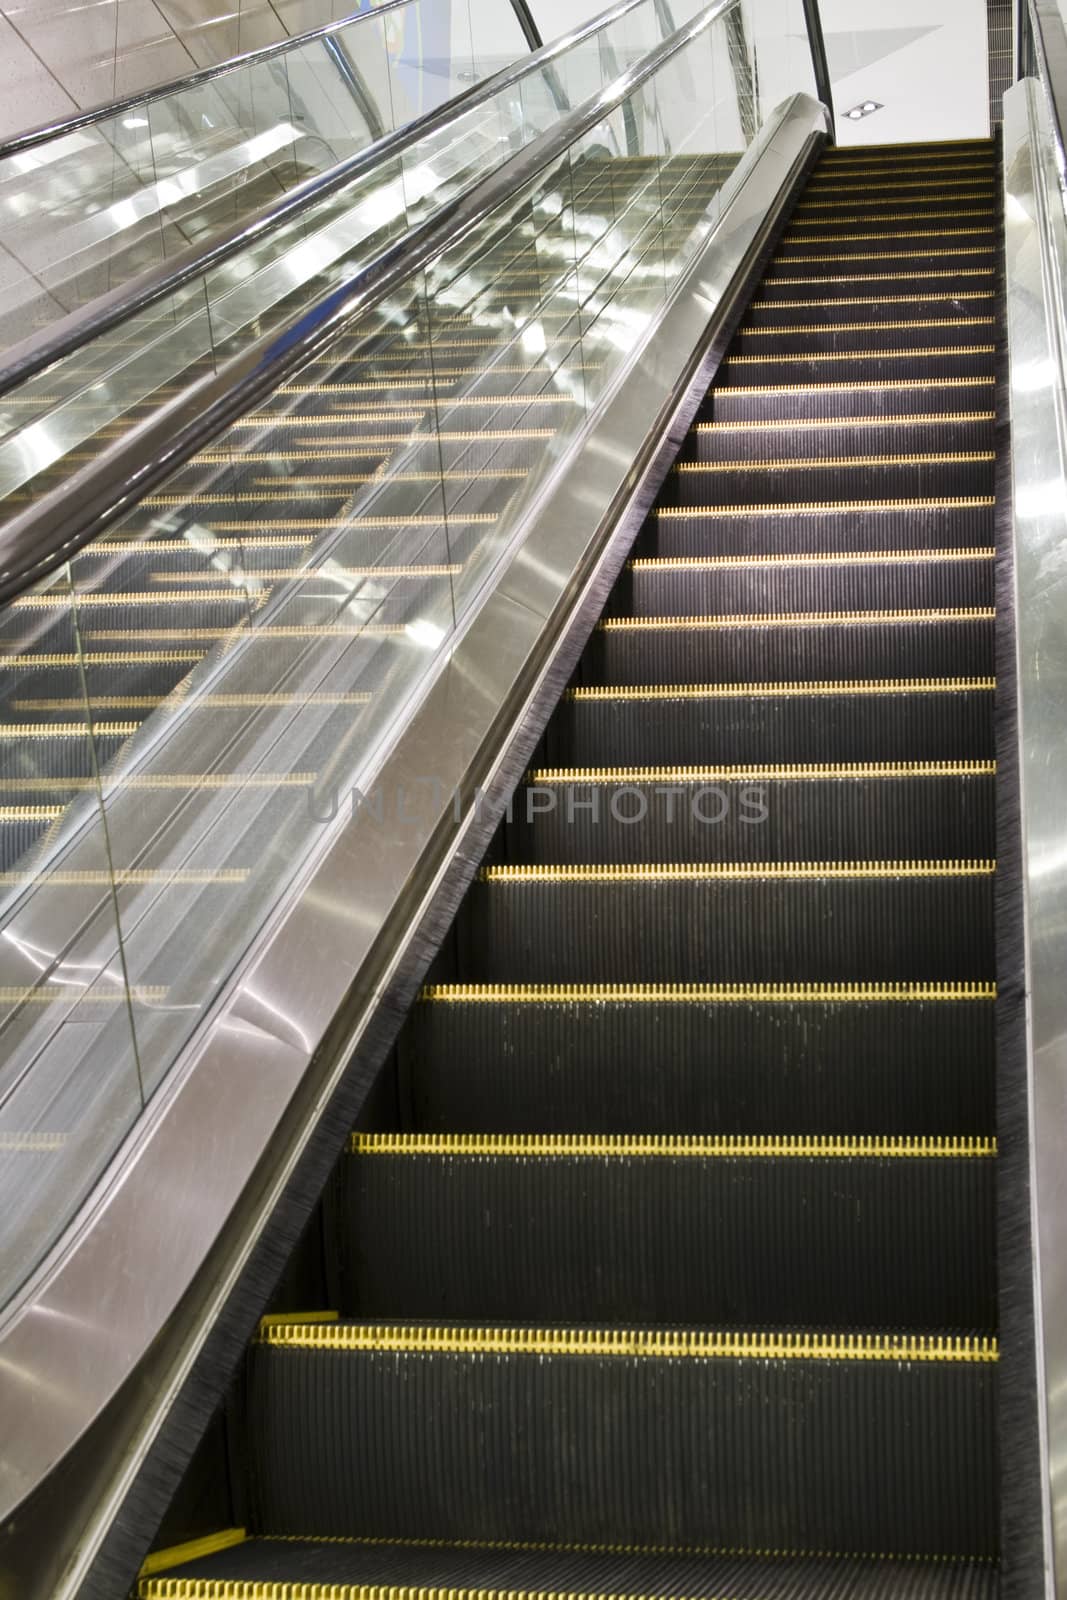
[0,0,830,1301]
[0,565,144,1303]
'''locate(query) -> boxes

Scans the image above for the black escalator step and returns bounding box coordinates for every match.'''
[245,1320,998,1555]
[718,349,996,385]
[403,981,996,1135]
[585,609,994,682]
[743,293,996,326]
[757,270,997,299]
[769,248,998,274]
[138,1535,1000,1600]
[688,414,995,459]
[0,805,62,865]
[343,1133,996,1329]
[792,196,998,221]
[508,768,994,862]
[612,550,993,615]
[549,679,995,765]
[458,862,994,982]
[666,456,995,505]
[731,318,996,356]
[780,223,997,249]
[802,176,997,197]
[704,380,995,422]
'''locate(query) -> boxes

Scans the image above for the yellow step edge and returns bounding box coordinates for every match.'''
[628,550,993,570]
[479,860,995,884]
[675,452,995,472]
[656,496,994,515]
[260,1528,1001,1562]
[789,210,996,225]
[350,1132,997,1159]
[254,1322,999,1363]
[133,1527,1001,1583]
[10,692,371,712]
[0,1132,68,1151]
[737,318,995,335]
[783,227,997,242]
[773,248,996,263]
[419,980,997,1003]
[698,412,994,431]
[148,566,462,585]
[530,761,996,780]
[0,868,248,887]
[0,983,167,1002]
[140,1529,248,1579]
[597,608,995,630]
[801,180,997,194]
[566,677,996,701]
[764,270,996,285]
[0,721,139,737]
[0,773,313,792]
[259,1311,340,1329]
[710,380,994,397]
[726,347,996,365]
[750,294,995,308]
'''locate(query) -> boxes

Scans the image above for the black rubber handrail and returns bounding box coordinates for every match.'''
[0,0,654,400]
[0,0,752,607]
[801,0,835,132]
[0,0,529,159]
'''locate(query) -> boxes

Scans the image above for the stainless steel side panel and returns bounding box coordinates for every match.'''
[1003,73,1062,1599]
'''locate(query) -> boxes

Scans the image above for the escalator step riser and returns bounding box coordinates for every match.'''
[687,418,993,457]
[342,1151,996,1328]
[790,201,998,223]
[764,247,999,275]
[401,993,996,1135]
[585,617,995,683]
[610,558,994,615]
[132,1537,1001,1596]
[246,1340,997,1555]
[642,505,994,556]
[732,324,995,355]
[743,298,995,328]
[750,274,998,304]
[666,461,994,505]
[506,776,994,863]
[458,876,994,982]
[778,233,997,258]
[548,688,995,765]
[718,350,995,385]
[703,383,996,423]
[0,731,131,784]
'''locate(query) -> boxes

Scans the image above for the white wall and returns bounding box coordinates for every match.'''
[818,0,989,143]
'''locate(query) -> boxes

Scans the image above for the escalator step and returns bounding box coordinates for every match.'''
[548,679,995,764]
[754,272,997,302]
[609,550,994,614]
[137,1535,1000,1599]
[506,768,994,861]
[730,318,996,354]
[401,981,996,1135]
[665,455,995,503]
[642,502,994,556]
[457,863,994,982]
[245,1321,998,1555]
[717,348,995,384]
[685,414,994,457]
[583,612,995,682]
[342,1132,996,1328]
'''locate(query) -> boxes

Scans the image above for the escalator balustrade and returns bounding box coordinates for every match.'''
[128,137,1000,1598]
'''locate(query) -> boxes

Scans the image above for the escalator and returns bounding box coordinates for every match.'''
[127,134,1005,1599]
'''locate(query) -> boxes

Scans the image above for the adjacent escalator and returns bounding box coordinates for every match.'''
[135,135,1002,1600]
